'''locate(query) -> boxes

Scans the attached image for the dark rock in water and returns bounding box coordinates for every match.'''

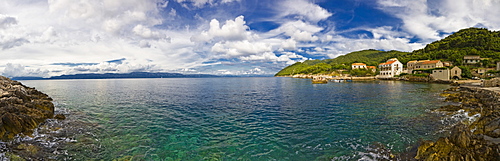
[0,76,54,140]
[416,86,500,160]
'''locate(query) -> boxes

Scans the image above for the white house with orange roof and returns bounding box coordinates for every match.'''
[378,58,403,77]
[351,63,367,69]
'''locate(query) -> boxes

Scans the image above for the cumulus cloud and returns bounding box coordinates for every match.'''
[192,15,252,42]
[211,40,272,57]
[240,51,307,65]
[133,24,165,39]
[46,0,163,37]
[281,38,297,50]
[272,20,323,42]
[278,0,333,23]
[2,63,50,78]
[377,0,500,41]
[69,60,159,74]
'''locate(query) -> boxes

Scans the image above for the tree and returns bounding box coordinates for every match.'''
[459,66,472,79]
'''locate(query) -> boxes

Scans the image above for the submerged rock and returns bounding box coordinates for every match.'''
[416,86,500,160]
[0,76,55,140]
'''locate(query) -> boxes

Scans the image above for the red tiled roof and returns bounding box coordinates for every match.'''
[379,60,397,65]
[352,63,366,65]
[367,66,376,69]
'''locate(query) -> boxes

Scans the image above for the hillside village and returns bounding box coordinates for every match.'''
[351,55,500,80]
[275,28,500,86]
[290,55,500,86]
[354,55,499,80]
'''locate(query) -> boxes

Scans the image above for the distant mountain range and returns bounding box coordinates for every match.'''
[11,72,265,80]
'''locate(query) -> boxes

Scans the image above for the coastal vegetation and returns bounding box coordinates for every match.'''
[275,27,500,77]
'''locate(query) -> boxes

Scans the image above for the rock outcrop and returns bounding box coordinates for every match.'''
[0,76,54,140]
[416,86,500,160]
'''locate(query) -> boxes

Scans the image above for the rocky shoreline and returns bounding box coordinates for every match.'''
[0,76,72,160]
[415,86,500,160]
[0,76,56,140]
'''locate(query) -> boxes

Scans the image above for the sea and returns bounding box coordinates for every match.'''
[20,77,452,160]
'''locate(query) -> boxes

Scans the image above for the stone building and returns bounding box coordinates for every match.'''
[450,66,462,80]
[431,68,450,80]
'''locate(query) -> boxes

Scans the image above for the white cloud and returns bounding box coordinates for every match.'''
[175,0,241,8]
[377,0,500,41]
[272,20,323,42]
[240,51,307,65]
[192,15,252,42]
[279,0,333,23]
[211,40,272,57]
[281,38,297,50]
[2,63,50,78]
[133,24,165,40]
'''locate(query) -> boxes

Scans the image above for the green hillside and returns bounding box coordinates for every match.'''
[274,50,409,76]
[275,27,500,76]
[406,27,500,64]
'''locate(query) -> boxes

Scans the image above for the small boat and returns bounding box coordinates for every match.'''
[312,77,328,84]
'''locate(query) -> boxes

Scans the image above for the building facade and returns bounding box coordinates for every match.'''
[407,60,444,73]
[450,66,462,80]
[431,68,450,80]
[414,60,444,71]
[351,63,367,69]
[378,58,403,77]
[464,55,481,64]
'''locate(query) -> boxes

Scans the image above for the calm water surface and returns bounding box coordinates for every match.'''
[22,77,450,160]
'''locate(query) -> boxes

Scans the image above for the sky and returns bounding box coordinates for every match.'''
[1,0,500,77]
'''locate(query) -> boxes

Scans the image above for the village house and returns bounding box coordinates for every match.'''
[351,63,367,69]
[450,66,462,80]
[473,68,496,77]
[430,66,463,81]
[367,66,376,73]
[407,60,444,73]
[431,68,450,80]
[443,61,453,67]
[378,58,403,77]
[415,60,444,70]
[463,55,481,64]
[406,60,418,73]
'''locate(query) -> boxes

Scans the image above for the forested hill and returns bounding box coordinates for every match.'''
[275,50,409,76]
[275,27,500,76]
[410,28,500,63]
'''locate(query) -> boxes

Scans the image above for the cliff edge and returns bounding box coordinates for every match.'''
[0,76,54,140]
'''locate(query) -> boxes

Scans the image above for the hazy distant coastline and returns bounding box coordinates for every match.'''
[11,72,273,80]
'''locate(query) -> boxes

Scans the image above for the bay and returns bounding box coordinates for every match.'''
[21,77,450,160]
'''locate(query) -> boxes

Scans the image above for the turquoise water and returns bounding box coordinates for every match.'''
[22,77,450,160]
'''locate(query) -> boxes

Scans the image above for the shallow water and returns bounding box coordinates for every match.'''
[22,77,450,160]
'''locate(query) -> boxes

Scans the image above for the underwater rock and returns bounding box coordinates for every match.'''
[0,76,54,140]
[416,86,500,160]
